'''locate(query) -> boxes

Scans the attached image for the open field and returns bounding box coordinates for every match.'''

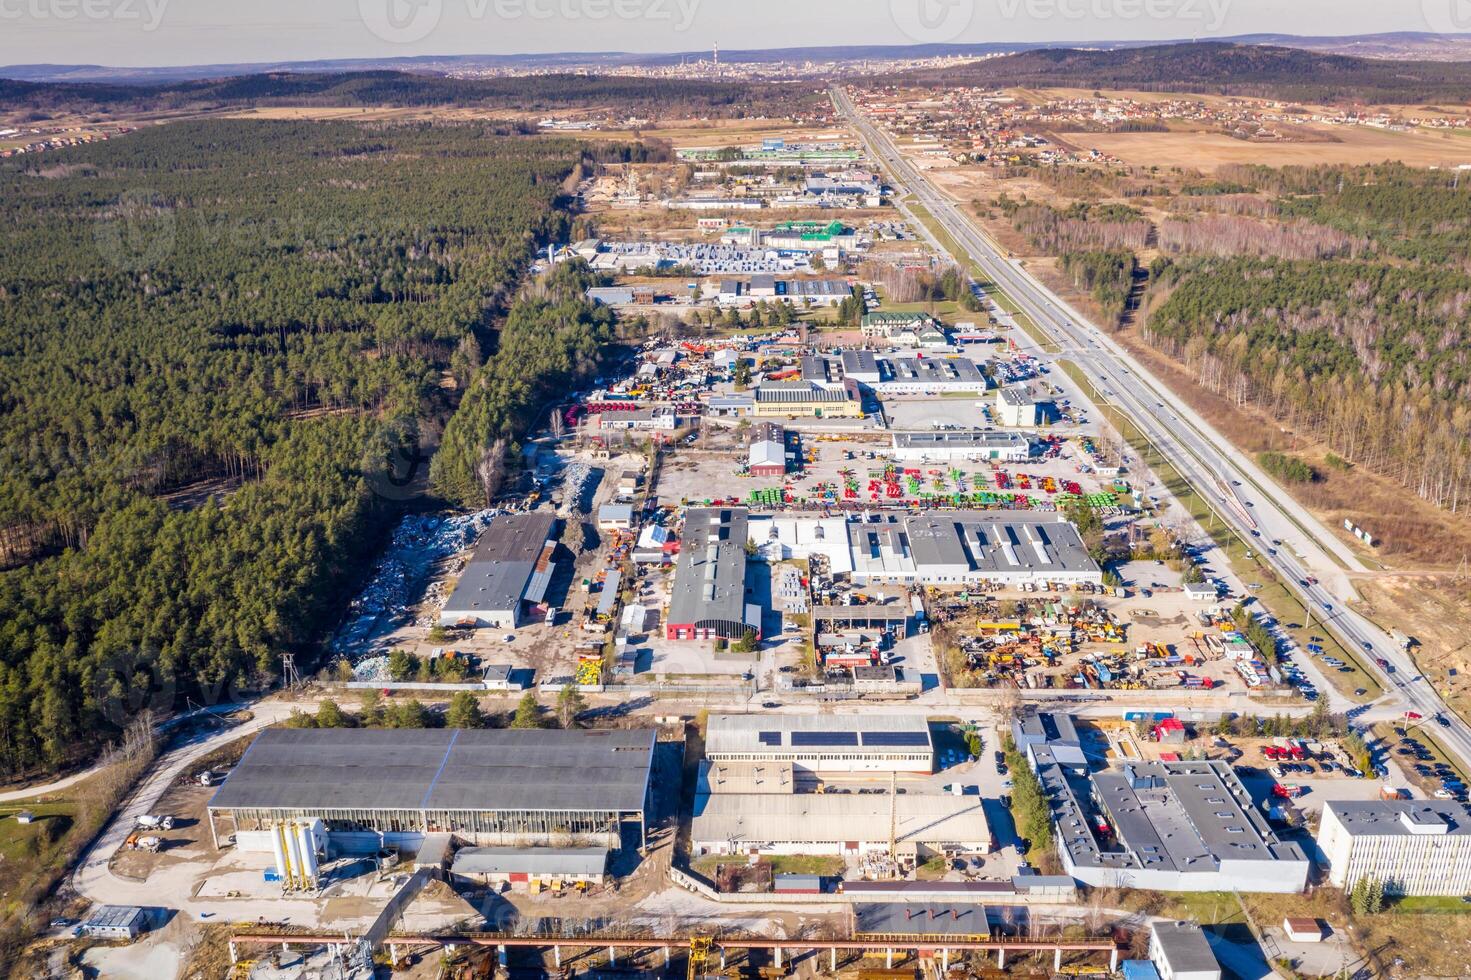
[1355,576,1471,720]
[1067,125,1471,171]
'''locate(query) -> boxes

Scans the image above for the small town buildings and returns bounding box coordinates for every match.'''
[439,513,559,629]
[1317,800,1471,895]
[861,311,939,339]
[1149,921,1220,980]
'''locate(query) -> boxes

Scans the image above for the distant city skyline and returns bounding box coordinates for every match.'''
[0,0,1465,70]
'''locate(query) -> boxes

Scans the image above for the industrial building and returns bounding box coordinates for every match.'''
[752,380,865,419]
[704,713,934,773]
[874,356,987,393]
[747,423,788,477]
[1149,922,1220,980]
[716,276,851,307]
[80,905,150,940]
[997,386,1041,427]
[450,846,610,888]
[206,728,656,854]
[439,513,559,629]
[1011,708,1087,769]
[1044,759,1309,893]
[743,511,1101,587]
[892,430,1031,463]
[664,507,761,641]
[692,792,989,860]
[1317,800,1471,895]
[848,513,1103,587]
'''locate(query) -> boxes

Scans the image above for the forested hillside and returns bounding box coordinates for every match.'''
[995,162,1471,514]
[0,120,612,777]
[0,70,818,119]
[892,42,1471,104]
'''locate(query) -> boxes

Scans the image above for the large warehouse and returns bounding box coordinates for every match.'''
[892,431,1032,463]
[704,714,935,773]
[1045,759,1310,893]
[439,512,559,629]
[206,728,656,853]
[665,508,762,641]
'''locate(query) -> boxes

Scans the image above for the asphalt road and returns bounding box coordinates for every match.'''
[831,85,1471,772]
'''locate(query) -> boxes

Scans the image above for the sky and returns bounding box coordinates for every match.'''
[0,0,1465,69]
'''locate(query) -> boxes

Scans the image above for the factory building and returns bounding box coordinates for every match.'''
[873,356,987,394]
[849,513,1103,587]
[1045,759,1309,893]
[747,423,788,477]
[665,508,761,641]
[892,430,1031,463]
[1011,708,1087,770]
[752,380,865,419]
[206,728,656,856]
[439,513,559,629]
[1317,800,1471,895]
[450,846,610,889]
[743,511,1100,587]
[704,714,934,773]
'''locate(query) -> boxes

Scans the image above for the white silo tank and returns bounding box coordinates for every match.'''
[296,823,319,884]
[270,824,289,881]
[283,822,305,888]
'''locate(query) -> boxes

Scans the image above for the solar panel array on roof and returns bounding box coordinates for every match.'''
[863,731,931,746]
[791,731,859,747]
[758,731,783,746]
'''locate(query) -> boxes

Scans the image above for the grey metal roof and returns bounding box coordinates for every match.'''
[692,794,988,847]
[999,385,1036,406]
[840,350,879,376]
[666,508,750,630]
[442,513,558,617]
[1326,800,1471,836]
[902,513,1097,576]
[452,846,608,876]
[706,713,931,755]
[884,357,985,387]
[894,431,1029,452]
[854,902,991,937]
[1152,921,1219,976]
[208,728,654,814]
[84,906,147,929]
[755,383,852,404]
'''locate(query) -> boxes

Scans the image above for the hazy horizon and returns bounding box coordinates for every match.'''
[2,0,1468,71]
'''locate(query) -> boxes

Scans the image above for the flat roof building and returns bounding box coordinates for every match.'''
[440,513,558,629]
[849,512,1102,587]
[450,846,609,886]
[80,905,149,940]
[1317,800,1471,895]
[207,727,655,851]
[752,380,864,419]
[998,386,1041,427]
[705,713,933,773]
[1011,708,1087,770]
[876,356,988,394]
[1149,922,1220,980]
[892,430,1030,463]
[1047,759,1308,893]
[665,508,760,642]
[692,792,989,859]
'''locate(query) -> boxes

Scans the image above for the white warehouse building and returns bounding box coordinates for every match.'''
[892,430,1032,463]
[1317,800,1471,895]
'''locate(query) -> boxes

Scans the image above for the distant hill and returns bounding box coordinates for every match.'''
[0,70,815,117]
[888,41,1471,104]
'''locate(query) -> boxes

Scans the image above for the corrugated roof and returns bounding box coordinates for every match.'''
[208,728,654,814]
[452,846,608,876]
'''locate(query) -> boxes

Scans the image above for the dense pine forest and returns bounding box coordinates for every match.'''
[0,120,620,777]
[0,71,819,119]
[996,161,1471,514]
